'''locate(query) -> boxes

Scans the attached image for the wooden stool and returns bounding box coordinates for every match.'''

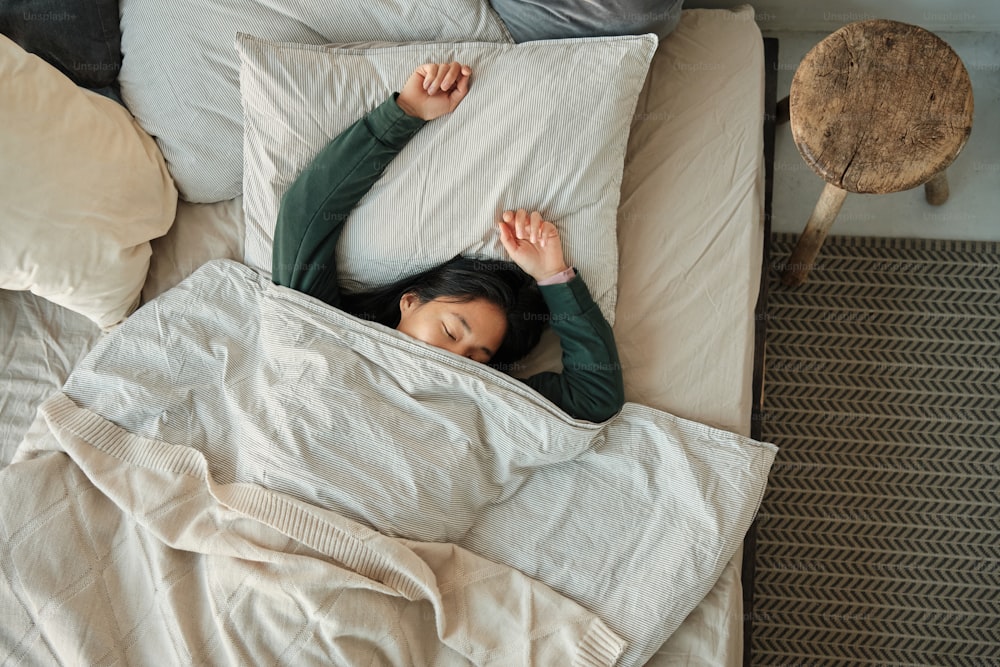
[779,19,973,286]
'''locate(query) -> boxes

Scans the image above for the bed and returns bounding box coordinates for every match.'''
[0,3,775,665]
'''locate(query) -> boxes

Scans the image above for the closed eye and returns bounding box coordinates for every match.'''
[443,324,456,341]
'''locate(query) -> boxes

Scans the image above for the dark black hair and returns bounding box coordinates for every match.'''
[340,255,549,368]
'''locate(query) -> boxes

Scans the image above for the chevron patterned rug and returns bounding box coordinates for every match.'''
[750,233,1000,666]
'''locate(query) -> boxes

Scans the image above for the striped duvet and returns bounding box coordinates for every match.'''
[2,259,775,666]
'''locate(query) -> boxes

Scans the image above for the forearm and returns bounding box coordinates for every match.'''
[272,94,425,305]
[522,273,625,422]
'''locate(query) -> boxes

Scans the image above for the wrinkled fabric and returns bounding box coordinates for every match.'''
[12,259,774,666]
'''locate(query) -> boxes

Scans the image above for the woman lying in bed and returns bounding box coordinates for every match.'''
[272,61,624,422]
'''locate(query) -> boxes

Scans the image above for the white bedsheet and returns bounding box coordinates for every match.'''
[0,6,767,664]
[0,291,102,465]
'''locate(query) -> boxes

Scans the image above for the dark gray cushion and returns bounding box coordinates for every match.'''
[0,0,121,88]
[490,0,683,42]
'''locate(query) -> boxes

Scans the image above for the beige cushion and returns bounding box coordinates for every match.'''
[0,35,177,330]
[238,33,658,324]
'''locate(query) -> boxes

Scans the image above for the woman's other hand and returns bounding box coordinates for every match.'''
[497,209,569,282]
[396,62,472,121]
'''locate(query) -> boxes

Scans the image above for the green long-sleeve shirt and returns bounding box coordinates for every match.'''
[272,95,624,422]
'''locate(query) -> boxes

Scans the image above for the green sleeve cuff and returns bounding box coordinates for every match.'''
[364,94,427,148]
[536,271,596,316]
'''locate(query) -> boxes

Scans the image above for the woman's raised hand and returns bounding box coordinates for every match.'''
[497,209,569,283]
[396,62,472,121]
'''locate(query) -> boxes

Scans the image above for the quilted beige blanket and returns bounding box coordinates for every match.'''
[1,260,776,666]
[1,393,623,665]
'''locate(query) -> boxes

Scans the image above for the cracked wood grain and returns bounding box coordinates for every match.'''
[788,19,973,194]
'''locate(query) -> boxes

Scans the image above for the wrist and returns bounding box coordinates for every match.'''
[394,93,422,119]
[534,265,572,283]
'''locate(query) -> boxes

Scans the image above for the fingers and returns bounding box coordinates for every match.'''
[436,62,460,94]
[529,211,543,244]
[449,65,472,104]
[502,209,557,247]
[498,210,565,282]
[421,62,470,96]
[496,220,517,253]
[422,63,444,94]
[512,209,532,242]
[415,63,434,89]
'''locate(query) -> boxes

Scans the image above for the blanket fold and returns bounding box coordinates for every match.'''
[2,392,626,666]
[5,259,776,666]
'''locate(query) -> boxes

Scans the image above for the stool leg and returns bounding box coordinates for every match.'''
[776,96,790,125]
[781,183,848,287]
[925,171,949,206]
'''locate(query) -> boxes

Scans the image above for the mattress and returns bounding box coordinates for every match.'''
[622,8,766,664]
[0,6,765,665]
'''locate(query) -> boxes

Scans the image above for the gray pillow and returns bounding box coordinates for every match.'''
[117,0,513,203]
[491,0,682,42]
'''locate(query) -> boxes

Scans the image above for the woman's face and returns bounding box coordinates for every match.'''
[396,293,507,364]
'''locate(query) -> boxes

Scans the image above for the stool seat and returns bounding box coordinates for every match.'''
[779,19,974,286]
[790,19,973,194]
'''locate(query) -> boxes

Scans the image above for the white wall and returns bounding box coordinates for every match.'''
[683,0,1000,31]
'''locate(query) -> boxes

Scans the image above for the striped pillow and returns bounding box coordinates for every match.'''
[237,33,657,325]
